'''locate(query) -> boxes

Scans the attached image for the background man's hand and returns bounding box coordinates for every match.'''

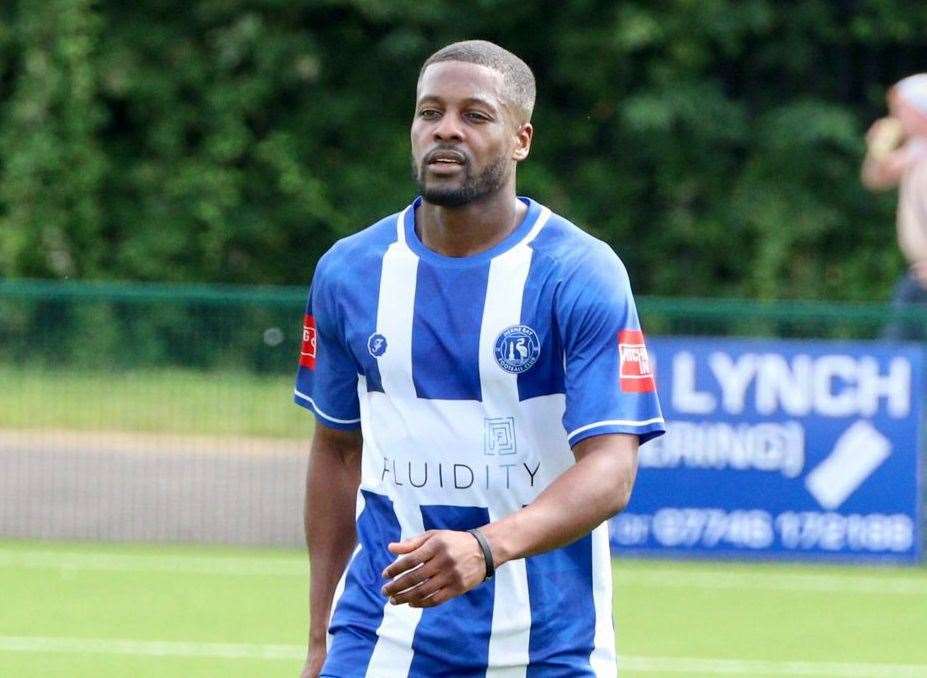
[381,530,489,608]
[866,116,905,159]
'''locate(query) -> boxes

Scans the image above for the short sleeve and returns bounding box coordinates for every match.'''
[293,251,361,430]
[558,244,665,447]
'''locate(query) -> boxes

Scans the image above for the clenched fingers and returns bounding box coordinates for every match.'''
[410,587,452,609]
[388,572,448,606]
[381,558,440,598]
[382,541,435,581]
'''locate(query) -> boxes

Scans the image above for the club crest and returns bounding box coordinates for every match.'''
[494,325,540,374]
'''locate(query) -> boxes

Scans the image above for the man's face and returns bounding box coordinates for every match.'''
[411,61,529,207]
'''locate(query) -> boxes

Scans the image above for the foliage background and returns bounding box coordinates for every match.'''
[1,0,926,300]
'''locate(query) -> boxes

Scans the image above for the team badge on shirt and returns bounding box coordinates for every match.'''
[618,329,655,392]
[368,333,388,357]
[300,315,317,369]
[494,325,541,374]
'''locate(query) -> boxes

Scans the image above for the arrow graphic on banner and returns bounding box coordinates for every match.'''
[804,420,892,510]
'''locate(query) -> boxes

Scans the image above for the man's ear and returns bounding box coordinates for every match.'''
[513,122,533,162]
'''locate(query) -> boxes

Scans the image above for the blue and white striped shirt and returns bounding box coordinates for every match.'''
[295,197,664,677]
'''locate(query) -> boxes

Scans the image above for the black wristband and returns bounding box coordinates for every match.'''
[467,528,495,581]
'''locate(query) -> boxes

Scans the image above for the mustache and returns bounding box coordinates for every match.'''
[423,147,468,164]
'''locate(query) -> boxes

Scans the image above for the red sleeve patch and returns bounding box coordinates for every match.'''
[299,314,317,369]
[618,329,655,393]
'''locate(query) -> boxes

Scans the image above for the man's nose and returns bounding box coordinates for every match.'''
[433,112,463,141]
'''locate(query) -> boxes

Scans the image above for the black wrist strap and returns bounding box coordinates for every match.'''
[467,528,495,581]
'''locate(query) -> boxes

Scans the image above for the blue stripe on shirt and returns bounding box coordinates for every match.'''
[323,491,400,677]
[411,261,489,401]
[409,504,494,677]
[526,534,596,677]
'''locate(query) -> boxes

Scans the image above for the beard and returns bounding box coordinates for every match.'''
[412,153,509,207]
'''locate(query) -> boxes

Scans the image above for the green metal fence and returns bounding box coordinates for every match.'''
[0,279,923,548]
[4,278,927,371]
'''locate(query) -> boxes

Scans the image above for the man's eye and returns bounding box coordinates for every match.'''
[419,109,440,119]
[466,112,489,122]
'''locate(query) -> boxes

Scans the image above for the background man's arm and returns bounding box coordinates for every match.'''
[301,423,362,677]
[382,433,638,607]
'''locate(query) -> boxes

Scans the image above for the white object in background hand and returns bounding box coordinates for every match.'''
[866,117,904,161]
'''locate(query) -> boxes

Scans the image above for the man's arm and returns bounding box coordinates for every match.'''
[381,433,638,608]
[483,433,638,561]
[301,423,362,678]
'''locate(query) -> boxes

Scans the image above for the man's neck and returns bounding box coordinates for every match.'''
[416,190,527,258]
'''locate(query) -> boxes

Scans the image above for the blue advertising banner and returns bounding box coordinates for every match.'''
[611,337,924,563]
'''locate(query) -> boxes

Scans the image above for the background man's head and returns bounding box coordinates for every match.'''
[412,40,536,208]
[890,74,927,138]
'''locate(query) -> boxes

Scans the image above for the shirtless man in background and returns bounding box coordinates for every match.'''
[863,74,927,340]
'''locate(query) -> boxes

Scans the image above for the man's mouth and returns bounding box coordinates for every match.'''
[425,150,466,166]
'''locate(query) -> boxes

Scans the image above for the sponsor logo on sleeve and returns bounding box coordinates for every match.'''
[300,315,317,369]
[618,329,655,392]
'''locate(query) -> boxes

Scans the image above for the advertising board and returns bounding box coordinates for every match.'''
[611,338,923,563]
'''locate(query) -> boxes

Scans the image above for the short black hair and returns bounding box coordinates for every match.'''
[418,40,536,123]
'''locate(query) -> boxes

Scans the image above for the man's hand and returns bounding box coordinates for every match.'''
[866,116,904,160]
[861,117,911,190]
[299,642,326,678]
[381,530,488,608]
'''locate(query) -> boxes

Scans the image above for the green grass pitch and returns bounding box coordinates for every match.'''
[0,367,310,438]
[1,540,924,677]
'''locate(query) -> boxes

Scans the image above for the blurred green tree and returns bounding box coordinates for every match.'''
[0,0,924,300]
[0,0,105,279]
